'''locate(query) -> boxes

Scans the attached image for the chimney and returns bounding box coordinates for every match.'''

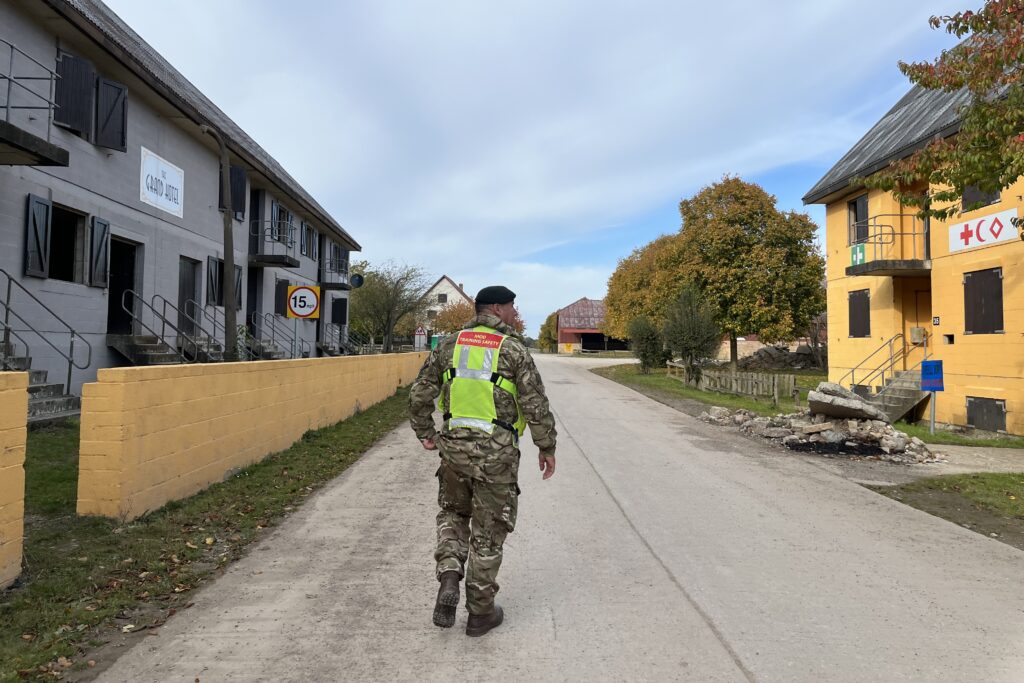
[458,283,464,290]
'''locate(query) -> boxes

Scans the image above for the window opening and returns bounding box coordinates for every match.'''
[49,205,87,284]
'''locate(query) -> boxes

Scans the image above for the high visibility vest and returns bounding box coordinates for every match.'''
[439,326,526,437]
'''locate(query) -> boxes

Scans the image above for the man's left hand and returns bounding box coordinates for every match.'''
[421,438,437,451]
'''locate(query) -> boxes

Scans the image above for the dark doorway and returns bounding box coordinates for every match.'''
[178,256,200,336]
[106,239,137,335]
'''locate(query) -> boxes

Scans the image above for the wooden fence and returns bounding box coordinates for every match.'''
[666,361,796,405]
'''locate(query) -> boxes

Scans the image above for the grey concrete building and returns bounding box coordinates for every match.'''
[0,0,359,420]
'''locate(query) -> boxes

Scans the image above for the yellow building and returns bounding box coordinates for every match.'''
[805,85,1023,435]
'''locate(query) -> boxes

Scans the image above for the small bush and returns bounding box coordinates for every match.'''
[628,316,666,374]
[662,285,720,384]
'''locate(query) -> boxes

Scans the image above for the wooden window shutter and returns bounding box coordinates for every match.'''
[230,166,247,216]
[54,52,96,134]
[848,290,869,338]
[25,194,51,278]
[965,268,1003,334]
[275,279,289,315]
[331,297,348,325]
[89,217,110,287]
[95,78,127,151]
[206,256,220,305]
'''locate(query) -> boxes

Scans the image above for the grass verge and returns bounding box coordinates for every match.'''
[1,388,410,681]
[894,420,1024,449]
[870,472,1024,551]
[591,363,825,417]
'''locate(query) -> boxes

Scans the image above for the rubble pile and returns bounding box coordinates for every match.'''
[697,381,939,464]
[733,344,825,371]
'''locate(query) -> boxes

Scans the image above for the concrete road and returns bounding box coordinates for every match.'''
[100,355,1024,682]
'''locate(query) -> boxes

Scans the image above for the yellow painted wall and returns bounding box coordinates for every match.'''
[825,180,1024,433]
[0,373,28,589]
[77,353,427,520]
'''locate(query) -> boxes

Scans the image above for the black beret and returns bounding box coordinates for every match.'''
[475,285,516,305]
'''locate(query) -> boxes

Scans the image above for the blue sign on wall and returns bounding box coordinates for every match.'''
[921,360,944,392]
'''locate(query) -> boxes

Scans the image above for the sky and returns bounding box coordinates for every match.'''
[104,0,965,335]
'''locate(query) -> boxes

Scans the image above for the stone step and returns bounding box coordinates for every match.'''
[29,369,47,385]
[135,351,183,365]
[28,394,81,418]
[28,382,64,399]
[1,356,31,371]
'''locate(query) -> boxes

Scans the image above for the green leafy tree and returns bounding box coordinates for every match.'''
[538,311,559,352]
[662,286,721,384]
[677,177,825,366]
[628,316,666,374]
[862,2,1024,222]
[348,260,431,352]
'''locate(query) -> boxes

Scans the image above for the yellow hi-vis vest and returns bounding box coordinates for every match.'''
[439,326,526,438]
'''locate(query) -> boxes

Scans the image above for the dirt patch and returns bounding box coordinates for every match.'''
[868,485,1024,552]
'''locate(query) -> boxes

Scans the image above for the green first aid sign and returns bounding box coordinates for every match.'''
[851,244,866,267]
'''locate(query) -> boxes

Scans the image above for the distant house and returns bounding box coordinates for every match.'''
[422,275,473,333]
[556,298,627,354]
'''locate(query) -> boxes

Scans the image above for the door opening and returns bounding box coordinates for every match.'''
[178,256,200,336]
[106,239,138,335]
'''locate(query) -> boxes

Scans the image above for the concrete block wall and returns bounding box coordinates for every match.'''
[77,353,426,520]
[0,373,29,589]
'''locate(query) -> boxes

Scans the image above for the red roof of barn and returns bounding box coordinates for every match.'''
[558,298,605,330]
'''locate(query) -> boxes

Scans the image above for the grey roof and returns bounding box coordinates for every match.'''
[558,298,605,330]
[803,84,970,205]
[47,0,360,250]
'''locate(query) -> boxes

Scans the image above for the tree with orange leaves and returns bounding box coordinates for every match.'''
[863,1,1024,222]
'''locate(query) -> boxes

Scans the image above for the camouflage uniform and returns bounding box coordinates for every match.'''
[409,313,556,615]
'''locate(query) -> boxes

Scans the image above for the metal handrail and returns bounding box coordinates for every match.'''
[838,333,905,388]
[188,299,258,361]
[859,331,930,391]
[0,321,30,371]
[0,268,91,392]
[252,311,311,359]
[152,294,222,361]
[120,290,192,364]
[0,38,59,142]
[850,213,929,262]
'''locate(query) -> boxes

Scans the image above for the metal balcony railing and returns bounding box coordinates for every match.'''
[0,37,58,142]
[250,219,298,258]
[849,213,930,263]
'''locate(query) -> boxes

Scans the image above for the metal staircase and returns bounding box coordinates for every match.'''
[838,332,931,423]
[0,269,90,426]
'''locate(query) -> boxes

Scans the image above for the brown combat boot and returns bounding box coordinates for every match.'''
[432,571,461,628]
[465,605,504,637]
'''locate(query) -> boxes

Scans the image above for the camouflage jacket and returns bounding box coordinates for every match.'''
[409,313,557,483]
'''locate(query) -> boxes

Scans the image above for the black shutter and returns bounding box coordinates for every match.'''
[89,217,110,287]
[331,297,348,325]
[230,166,247,217]
[95,78,127,151]
[964,268,1003,334]
[848,289,870,338]
[54,52,96,134]
[234,265,243,310]
[25,194,51,278]
[275,280,289,315]
[206,256,220,305]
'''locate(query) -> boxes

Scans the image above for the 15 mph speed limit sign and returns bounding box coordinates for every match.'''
[287,285,320,319]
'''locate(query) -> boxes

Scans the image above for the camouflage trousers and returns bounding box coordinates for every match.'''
[434,460,519,615]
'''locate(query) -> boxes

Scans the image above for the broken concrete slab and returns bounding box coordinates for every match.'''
[802,422,835,435]
[807,390,889,422]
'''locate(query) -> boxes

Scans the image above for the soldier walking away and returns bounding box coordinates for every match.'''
[409,285,557,637]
